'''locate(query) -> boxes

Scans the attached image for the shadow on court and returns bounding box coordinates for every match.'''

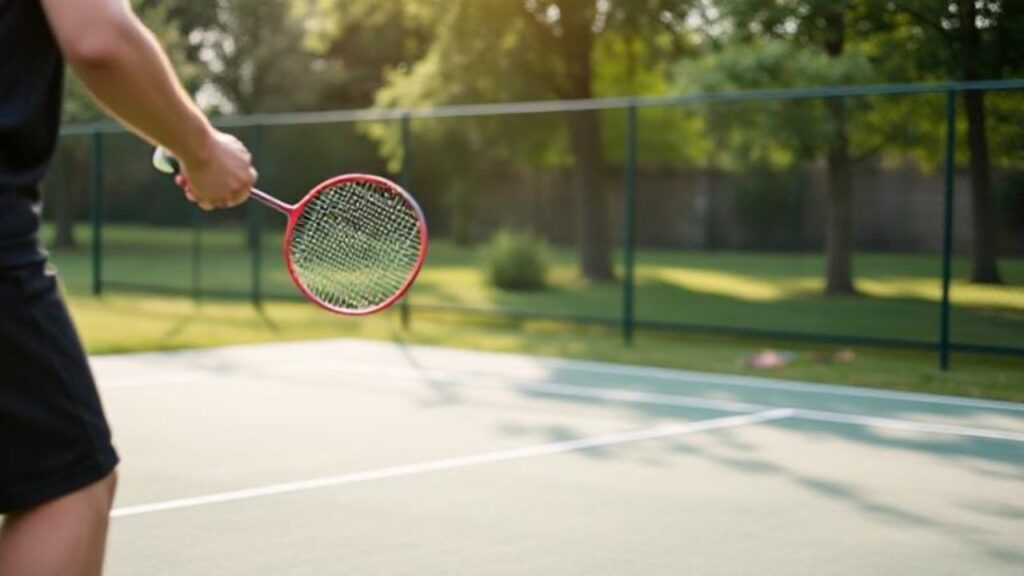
[94,338,1024,575]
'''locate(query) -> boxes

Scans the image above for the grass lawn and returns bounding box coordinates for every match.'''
[46,224,1024,402]
[61,295,1024,403]
[49,224,1024,347]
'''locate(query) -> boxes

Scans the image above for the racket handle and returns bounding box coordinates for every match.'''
[152,147,292,215]
[152,146,182,175]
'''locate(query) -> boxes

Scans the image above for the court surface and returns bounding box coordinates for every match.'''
[93,338,1024,575]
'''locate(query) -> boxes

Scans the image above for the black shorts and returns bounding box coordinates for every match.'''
[0,262,118,514]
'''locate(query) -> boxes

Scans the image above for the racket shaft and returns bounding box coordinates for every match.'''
[250,189,292,215]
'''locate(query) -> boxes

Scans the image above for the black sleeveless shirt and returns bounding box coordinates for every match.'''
[0,0,64,267]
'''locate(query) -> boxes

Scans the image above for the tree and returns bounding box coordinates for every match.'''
[880,0,1024,283]
[178,0,318,113]
[711,0,882,295]
[157,0,442,113]
[676,40,876,250]
[371,0,698,281]
[295,0,440,109]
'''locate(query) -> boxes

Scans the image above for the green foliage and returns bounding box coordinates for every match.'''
[596,33,708,168]
[292,0,440,108]
[675,39,876,170]
[873,0,1024,81]
[187,0,320,113]
[861,1,1024,171]
[484,230,550,291]
[362,1,702,282]
[365,1,572,173]
[366,1,703,171]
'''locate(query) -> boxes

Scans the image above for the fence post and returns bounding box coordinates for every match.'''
[250,124,264,309]
[622,104,638,345]
[90,131,103,296]
[939,90,956,371]
[191,209,202,302]
[400,114,413,330]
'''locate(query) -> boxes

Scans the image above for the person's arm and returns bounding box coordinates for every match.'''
[40,0,255,210]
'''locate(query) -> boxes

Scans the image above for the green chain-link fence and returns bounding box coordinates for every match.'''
[47,81,1024,369]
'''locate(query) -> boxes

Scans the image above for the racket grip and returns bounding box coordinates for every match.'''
[152,147,182,175]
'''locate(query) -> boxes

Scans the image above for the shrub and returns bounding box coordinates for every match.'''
[484,230,550,291]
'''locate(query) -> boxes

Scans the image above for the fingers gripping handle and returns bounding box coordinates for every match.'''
[151,147,292,215]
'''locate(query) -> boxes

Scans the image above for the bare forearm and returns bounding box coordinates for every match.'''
[42,0,214,165]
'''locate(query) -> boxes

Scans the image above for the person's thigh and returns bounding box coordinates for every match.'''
[0,262,118,515]
[0,471,117,576]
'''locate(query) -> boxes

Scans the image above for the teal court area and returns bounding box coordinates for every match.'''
[95,339,1024,575]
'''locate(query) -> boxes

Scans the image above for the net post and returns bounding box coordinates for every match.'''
[939,90,956,371]
[249,124,264,310]
[191,210,202,302]
[622,103,638,345]
[90,131,103,296]
[400,114,413,330]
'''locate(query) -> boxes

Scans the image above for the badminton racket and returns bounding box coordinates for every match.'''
[153,147,428,316]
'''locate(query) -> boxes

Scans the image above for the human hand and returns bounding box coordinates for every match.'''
[175,131,257,210]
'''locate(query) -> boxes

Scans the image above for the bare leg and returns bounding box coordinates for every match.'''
[0,471,117,576]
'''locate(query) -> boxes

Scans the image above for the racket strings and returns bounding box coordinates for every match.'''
[289,180,423,311]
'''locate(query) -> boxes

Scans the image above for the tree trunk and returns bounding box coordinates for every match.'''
[825,98,855,295]
[963,91,1001,283]
[822,11,855,295]
[560,1,613,281]
[959,0,1002,284]
[568,110,614,280]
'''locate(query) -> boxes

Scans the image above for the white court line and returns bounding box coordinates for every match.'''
[111,409,793,519]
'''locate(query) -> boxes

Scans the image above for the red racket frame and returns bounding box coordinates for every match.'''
[269,174,429,316]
